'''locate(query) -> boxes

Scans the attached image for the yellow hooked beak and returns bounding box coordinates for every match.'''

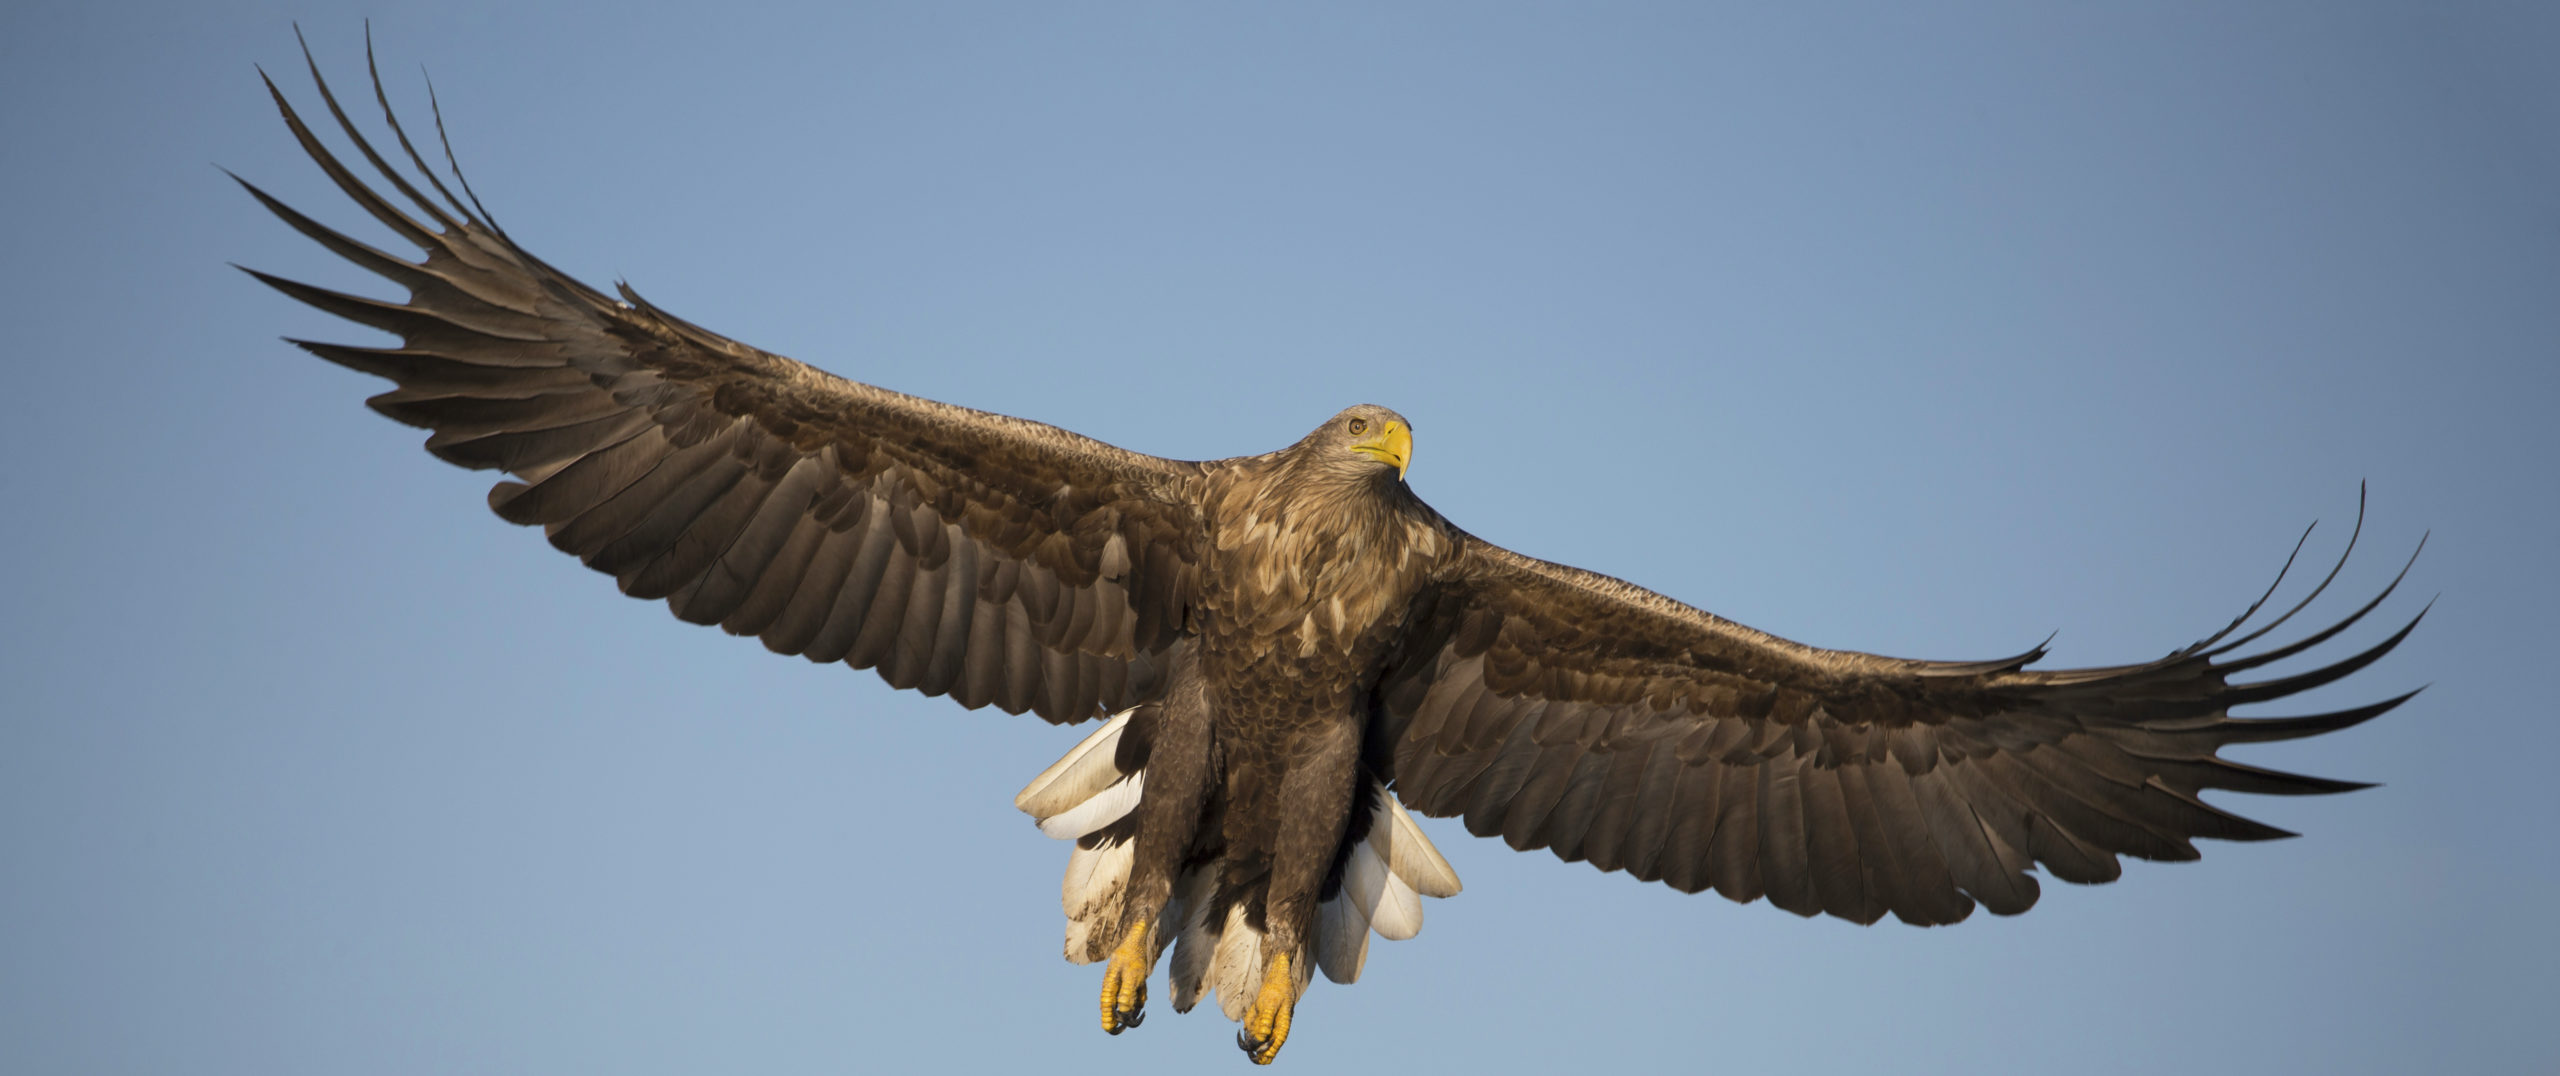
[1350,420,1411,479]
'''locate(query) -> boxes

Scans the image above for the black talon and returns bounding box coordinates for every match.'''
[1107,984,1146,1034]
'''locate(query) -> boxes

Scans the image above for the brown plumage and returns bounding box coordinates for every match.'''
[241,35,2423,1066]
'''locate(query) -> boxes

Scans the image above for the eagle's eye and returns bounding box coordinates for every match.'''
[1347,418,1369,435]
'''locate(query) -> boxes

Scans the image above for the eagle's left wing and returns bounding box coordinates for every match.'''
[1374,505,2420,925]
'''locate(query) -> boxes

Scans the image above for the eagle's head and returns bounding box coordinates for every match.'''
[1307,404,1412,482]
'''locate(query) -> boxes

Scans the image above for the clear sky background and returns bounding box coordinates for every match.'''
[4,2,2554,1073]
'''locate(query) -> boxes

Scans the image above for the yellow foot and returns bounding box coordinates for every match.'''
[1099,919,1150,1035]
[1235,953,1295,1065]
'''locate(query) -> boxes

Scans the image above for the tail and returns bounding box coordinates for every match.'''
[1169,785,1463,1019]
[1019,717,1465,1019]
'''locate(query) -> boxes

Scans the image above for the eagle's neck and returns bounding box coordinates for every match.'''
[1199,454,1448,671]
[1241,451,1414,542]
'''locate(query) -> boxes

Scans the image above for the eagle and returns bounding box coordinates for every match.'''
[239,37,2422,1066]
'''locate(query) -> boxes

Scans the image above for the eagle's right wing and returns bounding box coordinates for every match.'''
[241,35,1203,724]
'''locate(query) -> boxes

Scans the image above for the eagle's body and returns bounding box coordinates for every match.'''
[994,414,1466,1040]
[242,37,2423,1066]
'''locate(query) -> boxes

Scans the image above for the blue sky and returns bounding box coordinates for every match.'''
[4,2,2554,1073]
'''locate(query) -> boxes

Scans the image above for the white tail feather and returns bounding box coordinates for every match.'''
[1037,772,1145,839]
[1313,892,1371,984]
[1014,708,1137,818]
[1060,837,1136,964]
[1061,837,1115,908]
[1207,904,1263,1021]
[1342,834,1425,940]
[1372,788,1463,898]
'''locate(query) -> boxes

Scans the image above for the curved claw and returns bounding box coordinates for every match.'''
[1105,983,1146,1034]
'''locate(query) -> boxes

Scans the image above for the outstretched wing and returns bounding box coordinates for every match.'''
[241,36,1202,724]
[1375,499,2420,925]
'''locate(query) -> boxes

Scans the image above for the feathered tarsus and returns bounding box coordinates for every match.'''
[243,29,2422,1064]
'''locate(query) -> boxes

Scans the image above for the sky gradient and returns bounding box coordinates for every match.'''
[4,3,2555,1073]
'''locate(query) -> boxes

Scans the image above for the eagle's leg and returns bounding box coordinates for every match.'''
[1235,951,1298,1066]
[1102,657,1215,1035]
[1237,719,1358,1066]
[1098,922,1151,1035]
